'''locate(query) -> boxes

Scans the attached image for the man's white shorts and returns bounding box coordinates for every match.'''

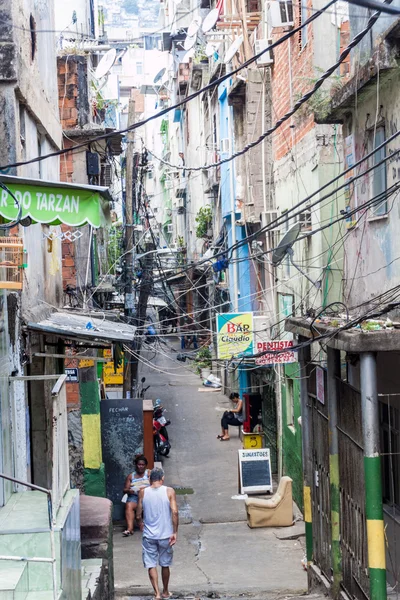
[142,536,173,568]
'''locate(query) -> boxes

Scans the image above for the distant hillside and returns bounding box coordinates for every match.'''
[102,0,160,29]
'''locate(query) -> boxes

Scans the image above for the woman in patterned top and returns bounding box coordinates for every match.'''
[122,455,150,536]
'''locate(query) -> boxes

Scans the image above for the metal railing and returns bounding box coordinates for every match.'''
[0,472,58,600]
[51,374,69,519]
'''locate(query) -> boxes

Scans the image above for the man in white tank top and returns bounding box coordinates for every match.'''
[137,467,179,599]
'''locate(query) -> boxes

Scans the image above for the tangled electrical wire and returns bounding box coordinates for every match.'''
[0,183,23,229]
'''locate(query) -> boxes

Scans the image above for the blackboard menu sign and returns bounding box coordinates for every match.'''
[100,398,143,519]
[238,448,273,494]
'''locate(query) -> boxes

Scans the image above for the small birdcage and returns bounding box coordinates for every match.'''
[0,237,25,290]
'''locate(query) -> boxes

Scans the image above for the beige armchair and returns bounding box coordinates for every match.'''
[245,476,294,528]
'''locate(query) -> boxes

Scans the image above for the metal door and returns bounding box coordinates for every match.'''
[310,380,332,582]
[338,381,369,600]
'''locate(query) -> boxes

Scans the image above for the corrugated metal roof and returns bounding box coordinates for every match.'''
[27,311,136,344]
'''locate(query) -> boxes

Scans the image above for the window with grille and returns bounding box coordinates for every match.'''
[369,125,387,217]
[380,401,400,508]
[299,208,312,230]
[298,0,308,50]
[100,162,112,187]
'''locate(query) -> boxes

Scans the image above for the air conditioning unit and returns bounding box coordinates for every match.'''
[167,224,173,233]
[269,0,294,27]
[262,210,279,229]
[220,138,230,153]
[254,39,274,66]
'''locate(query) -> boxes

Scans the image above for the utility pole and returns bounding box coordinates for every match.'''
[360,352,386,600]
[298,339,313,573]
[123,97,136,397]
[131,242,154,387]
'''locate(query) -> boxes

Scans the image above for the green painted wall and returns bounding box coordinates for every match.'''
[84,464,106,498]
[281,362,303,510]
[80,360,106,497]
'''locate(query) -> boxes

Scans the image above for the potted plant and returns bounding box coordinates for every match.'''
[194,347,212,378]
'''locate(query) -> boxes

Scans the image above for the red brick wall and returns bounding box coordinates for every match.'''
[61,224,76,289]
[57,57,79,129]
[339,20,350,77]
[271,0,315,162]
[57,59,78,290]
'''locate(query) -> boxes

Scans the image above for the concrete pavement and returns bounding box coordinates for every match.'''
[113,339,308,599]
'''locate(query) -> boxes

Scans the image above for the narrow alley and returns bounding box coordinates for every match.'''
[114,341,308,599]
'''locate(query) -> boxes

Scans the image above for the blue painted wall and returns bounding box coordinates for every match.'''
[218,81,252,314]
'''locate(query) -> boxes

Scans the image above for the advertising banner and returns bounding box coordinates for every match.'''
[216,312,254,359]
[103,348,124,385]
[255,339,297,365]
[0,182,110,227]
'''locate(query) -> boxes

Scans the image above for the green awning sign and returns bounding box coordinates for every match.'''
[0,182,111,228]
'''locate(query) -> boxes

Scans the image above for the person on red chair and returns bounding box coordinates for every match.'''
[217,392,244,441]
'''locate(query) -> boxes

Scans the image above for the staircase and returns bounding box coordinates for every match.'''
[0,489,80,600]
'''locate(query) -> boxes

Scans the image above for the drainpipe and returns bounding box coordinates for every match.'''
[327,347,342,598]
[360,352,387,600]
[298,339,313,571]
[226,80,239,312]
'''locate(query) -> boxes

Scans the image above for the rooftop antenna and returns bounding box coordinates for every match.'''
[272,223,321,288]
[94,48,117,79]
[202,8,220,32]
[153,67,166,84]
[224,35,244,63]
[187,16,202,37]
[183,34,197,51]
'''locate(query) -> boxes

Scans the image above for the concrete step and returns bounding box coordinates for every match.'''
[81,558,102,600]
[0,560,28,599]
[0,490,80,595]
[25,592,62,599]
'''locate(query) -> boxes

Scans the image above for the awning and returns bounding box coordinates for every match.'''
[147,296,168,308]
[27,311,136,344]
[0,175,112,228]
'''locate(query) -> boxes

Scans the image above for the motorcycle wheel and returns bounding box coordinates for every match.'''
[160,448,170,457]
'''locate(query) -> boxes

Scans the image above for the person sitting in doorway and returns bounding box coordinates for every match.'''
[217,392,244,441]
[122,454,150,537]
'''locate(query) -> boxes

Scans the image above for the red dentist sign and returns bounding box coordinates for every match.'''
[255,339,297,365]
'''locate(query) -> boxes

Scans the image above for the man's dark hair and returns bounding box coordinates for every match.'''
[134,454,148,466]
[150,467,165,483]
[229,392,240,400]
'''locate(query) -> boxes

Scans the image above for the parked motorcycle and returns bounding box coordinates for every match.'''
[153,400,171,460]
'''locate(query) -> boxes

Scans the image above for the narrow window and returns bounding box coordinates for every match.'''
[369,125,387,217]
[30,15,37,61]
[286,378,295,427]
[299,0,308,50]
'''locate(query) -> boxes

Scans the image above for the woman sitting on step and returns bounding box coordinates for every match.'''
[217,392,244,441]
[122,454,150,536]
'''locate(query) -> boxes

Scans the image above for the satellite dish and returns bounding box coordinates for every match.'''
[184,34,197,51]
[272,222,321,288]
[95,48,117,79]
[202,8,219,32]
[187,16,202,37]
[272,223,301,266]
[224,35,243,64]
[154,67,166,84]
[182,49,195,63]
